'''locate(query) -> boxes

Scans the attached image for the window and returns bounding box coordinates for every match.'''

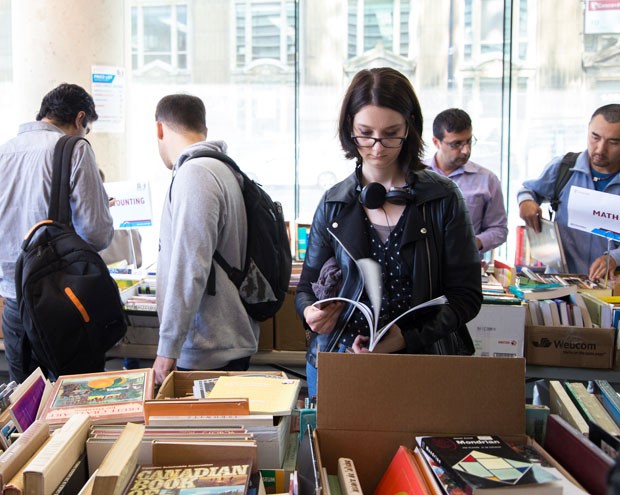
[2,0,620,267]
[235,0,295,74]
[131,2,189,77]
[347,0,411,58]
[464,0,506,62]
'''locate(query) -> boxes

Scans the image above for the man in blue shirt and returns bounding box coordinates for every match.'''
[425,108,508,257]
[518,104,620,280]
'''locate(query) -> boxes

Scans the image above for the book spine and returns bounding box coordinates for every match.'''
[0,420,49,487]
[337,458,362,495]
[596,380,620,427]
[419,440,470,494]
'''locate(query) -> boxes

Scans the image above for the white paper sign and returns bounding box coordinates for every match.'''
[91,65,125,133]
[104,181,153,229]
[585,0,620,34]
[567,185,620,241]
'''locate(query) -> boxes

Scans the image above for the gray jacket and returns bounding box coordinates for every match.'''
[156,141,259,369]
[0,121,113,298]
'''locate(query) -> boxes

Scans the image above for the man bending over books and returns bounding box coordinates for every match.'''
[294,68,483,398]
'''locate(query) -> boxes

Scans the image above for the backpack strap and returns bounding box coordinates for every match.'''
[171,150,244,297]
[549,152,579,217]
[48,135,89,225]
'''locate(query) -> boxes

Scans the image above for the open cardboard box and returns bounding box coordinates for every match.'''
[313,353,575,493]
[155,370,293,470]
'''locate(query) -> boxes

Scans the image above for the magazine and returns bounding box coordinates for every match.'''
[313,258,447,351]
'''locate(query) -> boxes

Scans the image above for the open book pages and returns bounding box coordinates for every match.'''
[312,258,447,351]
[526,219,568,273]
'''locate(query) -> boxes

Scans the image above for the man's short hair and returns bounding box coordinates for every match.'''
[592,104,620,124]
[432,108,472,140]
[155,94,208,135]
[36,83,98,127]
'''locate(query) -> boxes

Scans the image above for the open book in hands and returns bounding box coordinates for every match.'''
[312,258,448,352]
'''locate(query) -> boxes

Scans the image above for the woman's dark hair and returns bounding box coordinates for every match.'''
[36,83,98,126]
[338,67,424,174]
[155,94,208,135]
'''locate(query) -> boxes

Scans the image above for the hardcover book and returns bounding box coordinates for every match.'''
[23,413,91,495]
[0,419,50,487]
[565,381,620,436]
[595,380,620,427]
[38,368,154,425]
[549,380,589,435]
[143,398,251,425]
[419,435,561,494]
[122,460,252,495]
[92,422,145,495]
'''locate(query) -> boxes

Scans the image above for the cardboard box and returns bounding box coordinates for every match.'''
[156,370,292,469]
[274,288,307,352]
[313,353,527,493]
[525,325,615,369]
[468,304,525,358]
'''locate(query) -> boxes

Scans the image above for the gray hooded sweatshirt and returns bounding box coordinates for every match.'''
[156,140,259,369]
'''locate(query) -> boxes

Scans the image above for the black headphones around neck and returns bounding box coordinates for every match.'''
[359,182,416,209]
[355,166,416,209]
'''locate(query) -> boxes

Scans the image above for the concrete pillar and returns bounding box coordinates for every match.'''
[11,0,126,180]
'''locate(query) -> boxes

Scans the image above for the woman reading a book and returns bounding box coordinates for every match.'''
[295,68,482,398]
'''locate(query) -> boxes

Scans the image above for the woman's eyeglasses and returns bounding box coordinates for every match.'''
[351,136,406,148]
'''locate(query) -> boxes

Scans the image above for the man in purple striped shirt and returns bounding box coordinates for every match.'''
[424,108,508,258]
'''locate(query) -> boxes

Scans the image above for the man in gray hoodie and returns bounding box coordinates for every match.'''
[153,94,259,385]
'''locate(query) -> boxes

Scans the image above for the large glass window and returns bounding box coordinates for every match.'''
[235,0,295,73]
[0,0,619,267]
[131,2,189,77]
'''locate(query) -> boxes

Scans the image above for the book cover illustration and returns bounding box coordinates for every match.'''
[40,369,154,424]
[420,435,559,492]
[123,460,252,495]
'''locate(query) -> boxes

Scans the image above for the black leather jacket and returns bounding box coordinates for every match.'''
[295,170,482,368]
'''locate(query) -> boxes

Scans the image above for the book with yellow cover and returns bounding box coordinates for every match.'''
[38,369,154,426]
[208,375,301,416]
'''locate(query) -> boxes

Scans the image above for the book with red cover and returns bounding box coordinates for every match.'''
[543,413,614,495]
[373,445,435,495]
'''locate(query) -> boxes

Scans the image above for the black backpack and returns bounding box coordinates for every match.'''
[549,152,579,216]
[15,135,127,378]
[170,149,292,321]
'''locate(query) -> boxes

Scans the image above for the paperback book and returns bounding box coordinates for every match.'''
[122,460,252,495]
[419,435,561,494]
